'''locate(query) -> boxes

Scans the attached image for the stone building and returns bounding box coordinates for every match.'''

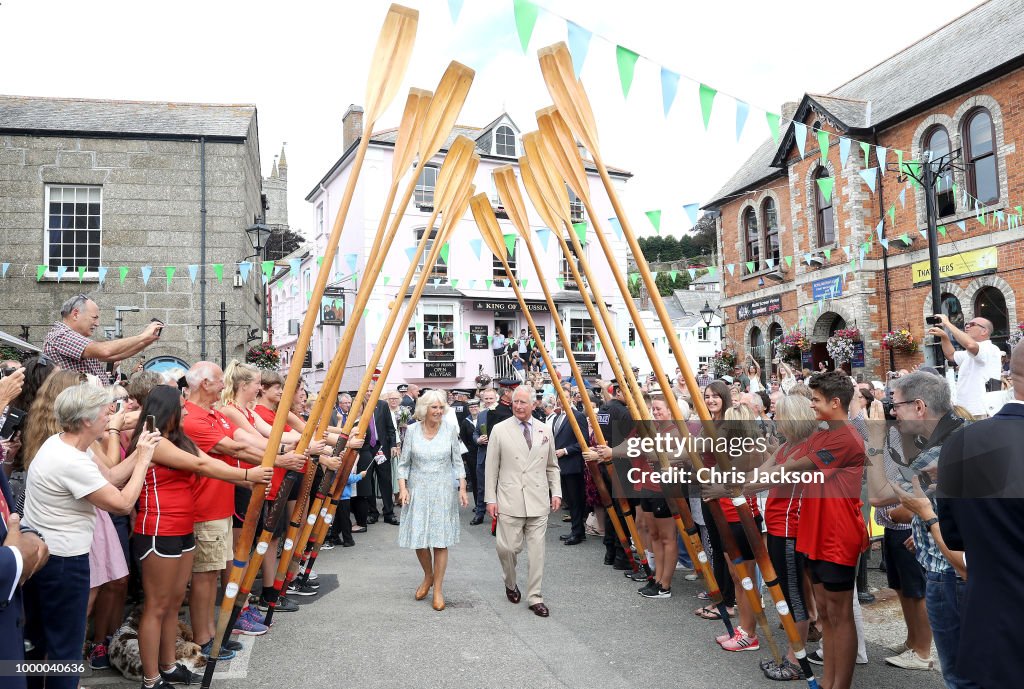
[0,95,269,372]
[704,0,1023,381]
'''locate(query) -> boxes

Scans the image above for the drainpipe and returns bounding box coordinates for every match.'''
[872,127,896,372]
[200,137,208,361]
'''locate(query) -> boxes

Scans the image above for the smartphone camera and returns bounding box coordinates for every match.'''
[150,318,164,338]
[0,365,18,379]
[145,415,157,433]
[925,315,942,326]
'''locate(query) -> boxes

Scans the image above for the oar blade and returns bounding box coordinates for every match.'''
[364,4,419,124]
[537,42,599,154]
[392,88,433,184]
[470,193,504,258]
[536,107,589,198]
[517,153,563,233]
[419,61,475,163]
[492,166,531,239]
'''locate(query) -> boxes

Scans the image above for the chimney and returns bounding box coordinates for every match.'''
[342,105,364,152]
[781,101,800,124]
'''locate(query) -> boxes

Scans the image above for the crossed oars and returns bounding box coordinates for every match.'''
[540,42,825,680]
[200,7,418,684]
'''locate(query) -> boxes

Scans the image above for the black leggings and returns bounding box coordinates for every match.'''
[702,501,736,607]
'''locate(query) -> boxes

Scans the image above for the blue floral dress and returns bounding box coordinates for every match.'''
[396,420,466,549]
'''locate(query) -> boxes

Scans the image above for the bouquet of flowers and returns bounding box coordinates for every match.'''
[778,331,811,362]
[1009,322,1024,348]
[711,349,737,378]
[881,328,917,353]
[246,342,280,370]
[826,335,855,364]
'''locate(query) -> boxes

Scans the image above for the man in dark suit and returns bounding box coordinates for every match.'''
[551,402,588,545]
[937,343,1024,689]
[355,382,398,526]
[399,383,418,411]
[471,388,499,525]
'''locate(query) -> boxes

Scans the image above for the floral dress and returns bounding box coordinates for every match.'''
[396,420,466,549]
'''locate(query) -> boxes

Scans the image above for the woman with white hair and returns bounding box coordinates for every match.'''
[395,389,469,611]
[22,382,159,689]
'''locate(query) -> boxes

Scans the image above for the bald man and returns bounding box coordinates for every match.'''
[928,313,1002,418]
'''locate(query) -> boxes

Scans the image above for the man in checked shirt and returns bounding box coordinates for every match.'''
[43,294,162,385]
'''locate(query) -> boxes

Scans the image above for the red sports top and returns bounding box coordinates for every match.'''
[135,459,197,537]
[253,404,297,499]
[763,440,808,539]
[795,424,869,566]
[703,441,760,524]
[183,401,239,522]
[231,403,287,501]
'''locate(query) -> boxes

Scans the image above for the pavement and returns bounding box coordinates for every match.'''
[84,510,945,689]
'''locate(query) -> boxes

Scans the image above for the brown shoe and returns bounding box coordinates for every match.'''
[415,580,432,601]
[528,603,549,617]
[505,586,521,604]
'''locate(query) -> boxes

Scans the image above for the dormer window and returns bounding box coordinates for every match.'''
[495,125,516,157]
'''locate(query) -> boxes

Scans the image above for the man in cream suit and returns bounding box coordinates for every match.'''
[485,385,562,617]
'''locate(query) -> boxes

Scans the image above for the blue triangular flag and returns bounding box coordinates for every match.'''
[660,68,680,117]
[448,0,463,22]
[607,217,623,241]
[876,220,884,241]
[899,188,906,209]
[141,266,152,285]
[345,253,358,273]
[468,279,477,289]
[766,258,775,269]
[839,137,851,167]
[877,146,888,174]
[238,262,251,283]
[683,203,700,227]
[687,268,696,280]
[735,99,749,142]
[469,238,483,260]
[859,167,877,192]
[803,253,812,265]
[920,229,928,240]
[405,247,416,262]
[566,21,591,79]
[880,238,890,250]
[0,263,7,278]
[55,265,67,281]
[956,220,966,232]
[289,258,300,276]
[188,265,199,284]
[97,266,108,283]
[793,122,807,158]
[536,228,551,252]
[726,264,735,276]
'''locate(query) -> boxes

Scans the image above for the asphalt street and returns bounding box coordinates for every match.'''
[86,509,945,689]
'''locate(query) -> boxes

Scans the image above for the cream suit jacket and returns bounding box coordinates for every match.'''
[484,415,561,518]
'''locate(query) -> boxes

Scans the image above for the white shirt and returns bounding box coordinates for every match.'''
[23,434,107,557]
[953,339,1002,416]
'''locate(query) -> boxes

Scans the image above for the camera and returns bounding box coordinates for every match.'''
[0,364,19,378]
[925,315,942,326]
[150,318,164,338]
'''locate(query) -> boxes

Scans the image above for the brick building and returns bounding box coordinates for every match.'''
[705,0,1023,382]
[0,96,269,371]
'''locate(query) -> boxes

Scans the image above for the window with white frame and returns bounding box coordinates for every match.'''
[414,226,447,282]
[555,309,596,361]
[698,356,710,366]
[45,185,102,274]
[415,165,438,207]
[559,241,584,291]
[495,125,516,157]
[697,327,710,341]
[303,270,311,295]
[407,302,456,361]
[492,235,517,281]
[316,203,324,237]
[568,187,585,223]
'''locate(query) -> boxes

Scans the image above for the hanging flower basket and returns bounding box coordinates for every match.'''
[833,327,861,342]
[711,349,737,378]
[778,331,811,362]
[881,329,918,354]
[246,342,280,370]
[826,335,855,364]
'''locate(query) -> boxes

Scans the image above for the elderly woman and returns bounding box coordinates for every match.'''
[21,382,159,689]
[395,390,469,611]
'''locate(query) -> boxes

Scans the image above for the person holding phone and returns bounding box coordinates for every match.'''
[928,313,1001,418]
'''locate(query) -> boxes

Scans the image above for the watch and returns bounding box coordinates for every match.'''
[867,447,884,456]
[922,517,939,530]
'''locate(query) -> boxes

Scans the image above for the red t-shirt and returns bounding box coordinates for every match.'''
[763,440,808,539]
[703,438,760,523]
[135,462,197,536]
[795,424,869,566]
[253,404,297,499]
[182,401,239,523]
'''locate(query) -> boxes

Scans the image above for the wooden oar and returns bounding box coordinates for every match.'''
[202,8,417,684]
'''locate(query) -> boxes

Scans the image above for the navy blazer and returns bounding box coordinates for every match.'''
[552,409,587,475]
[937,401,1024,689]
[473,409,489,465]
[0,467,26,682]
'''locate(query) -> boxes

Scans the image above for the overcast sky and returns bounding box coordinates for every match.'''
[2,0,976,240]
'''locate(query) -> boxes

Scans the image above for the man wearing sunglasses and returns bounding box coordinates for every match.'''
[927,313,1001,419]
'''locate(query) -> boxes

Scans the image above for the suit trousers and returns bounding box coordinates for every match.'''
[462,453,479,508]
[474,455,487,518]
[357,447,395,518]
[495,514,548,605]
[560,472,586,538]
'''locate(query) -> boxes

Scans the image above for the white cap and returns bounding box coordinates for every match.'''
[871,380,885,390]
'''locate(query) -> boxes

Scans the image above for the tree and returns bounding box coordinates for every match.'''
[264,227,305,262]
[690,214,716,257]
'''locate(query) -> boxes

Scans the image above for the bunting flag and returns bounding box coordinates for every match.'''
[745,261,754,274]
[0,263,7,278]
[644,210,661,232]
[660,68,680,117]
[261,260,274,283]
[629,272,640,285]
[520,279,528,289]
[899,233,911,245]
[859,167,878,192]
[898,188,906,209]
[469,238,483,260]
[188,265,199,284]
[37,265,46,281]
[887,204,896,223]
[512,0,539,53]
[97,266,108,284]
[735,99,749,142]
[55,265,67,282]
[556,277,565,289]
[816,176,834,203]
[238,262,251,283]
[839,137,851,167]
[708,266,717,277]
[784,256,792,267]
[572,222,588,245]
[140,266,152,285]
[682,203,700,227]
[485,279,493,289]
[793,122,807,158]
[698,83,717,130]
[316,256,323,267]
[765,112,780,144]
[615,45,640,98]
[861,141,872,168]
[607,216,624,240]
[119,266,130,285]
[823,249,831,261]
[405,247,416,263]
[439,243,451,264]
[345,253,358,272]
[213,264,224,283]
[956,220,966,232]
[448,0,463,22]
[876,220,885,241]
[77,266,86,282]
[817,129,830,163]
[726,264,735,275]
[383,276,390,286]
[165,266,176,286]
[880,237,890,250]
[536,228,552,251]
[877,146,888,174]
[566,21,592,78]
[765,258,775,269]
[503,233,516,255]
[938,225,948,237]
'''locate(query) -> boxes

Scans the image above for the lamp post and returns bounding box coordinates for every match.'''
[244,223,273,341]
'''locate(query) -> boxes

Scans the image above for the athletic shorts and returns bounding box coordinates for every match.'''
[883,527,926,599]
[766,534,808,622]
[728,516,763,561]
[640,497,673,519]
[807,557,856,592]
[192,517,232,573]
[132,532,196,561]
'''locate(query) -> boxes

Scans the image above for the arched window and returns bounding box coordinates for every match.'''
[814,168,835,247]
[767,322,783,369]
[763,197,780,264]
[495,125,516,157]
[415,165,438,207]
[743,207,759,267]
[975,286,1009,353]
[964,108,998,204]
[924,126,956,217]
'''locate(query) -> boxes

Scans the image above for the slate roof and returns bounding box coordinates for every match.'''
[705,0,1023,208]
[0,95,256,139]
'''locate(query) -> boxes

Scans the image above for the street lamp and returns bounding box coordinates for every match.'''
[245,223,272,258]
[700,300,715,327]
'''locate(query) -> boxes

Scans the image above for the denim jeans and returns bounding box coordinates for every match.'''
[676,533,693,567]
[926,569,982,689]
[24,553,90,689]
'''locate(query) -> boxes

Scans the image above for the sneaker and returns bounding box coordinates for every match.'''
[637,580,659,596]
[806,649,824,666]
[319,541,336,551]
[223,638,243,652]
[89,643,110,670]
[888,641,910,654]
[141,679,174,689]
[675,561,694,572]
[721,631,759,652]
[763,658,805,681]
[303,578,320,589]
[717,627,743,645]
[306,569,319,581]
[257,595,299,613]
[287,582,318,597]
[232,607,269,636]
[684,573,699,581]
[199,639,235,661]
[884,648,934,670]
[159,662,203,685]
[639,584,671,599]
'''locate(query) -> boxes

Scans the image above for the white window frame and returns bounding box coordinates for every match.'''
[492,235,517,281]
[406,301,459,362]
[494,125,516,157]
[568,187,585,223]
[44,184,102,278]
[316,203,324,237]
[414,226,447,283]
[559,241,585,291]
[415,165,439,208]
[555,308,596,361]
[697,327,710,342]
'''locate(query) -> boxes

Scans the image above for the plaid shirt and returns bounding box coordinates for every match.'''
[887,440,950,574]
[42,321,110,384]
[695,372,712,388]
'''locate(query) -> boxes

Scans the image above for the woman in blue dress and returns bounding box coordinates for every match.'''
[396,390,468,611]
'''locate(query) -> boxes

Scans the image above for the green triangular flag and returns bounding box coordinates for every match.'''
[669,270,678,281]
[119,266,130,285]
[520,279,527,289]
[817,129,830,163]
[698,83,717,130]
[363,308,369,318]
[450,278,458,287]
[485,279,493,289]
[887,204,896,223]
[383,276,390,285]
[708,266,717,277]
[261,260,274,282]
[573,222,587,245]
[938,225,947,236]
[816,176,834,203]
[823,249,831,260]
[512,0,538,53]
[644,210,661,232]
[900,233,910,244]
[784,255,793,267]
[860,141,871,168]
[745,261,755,274]
[503,233,516,256]
[212,264,223,283]
[439,243,450,264]
[765,112,780,144]
[316,256,323,267]
[615,45,639,98]
[556,277,565,289]
[165,266,175,286]
[629,273,639,286]
[487,336,493,345]
[78,266,86,282]
[979,212,986,226]
[36,265,46,281]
